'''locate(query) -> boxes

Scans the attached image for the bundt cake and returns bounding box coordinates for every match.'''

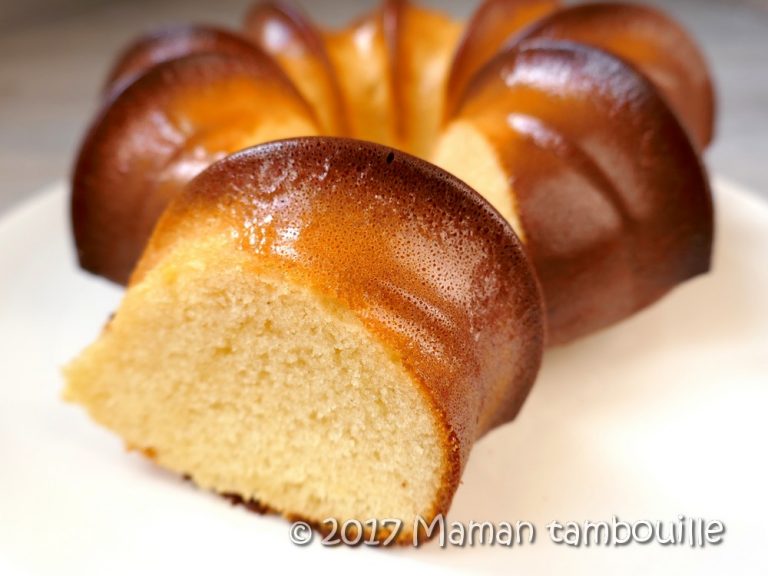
[72,0,714,344]
[65,138,545,543]
[65,0,716,544]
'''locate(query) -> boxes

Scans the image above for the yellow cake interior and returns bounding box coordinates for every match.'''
[431,119,524,240]
[64,235,446,531]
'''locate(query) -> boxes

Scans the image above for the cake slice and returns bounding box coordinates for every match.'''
[64,138,544,543]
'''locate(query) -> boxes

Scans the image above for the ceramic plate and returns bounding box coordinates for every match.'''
[1,179,766,575]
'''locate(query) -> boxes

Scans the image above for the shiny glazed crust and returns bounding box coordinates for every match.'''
[453,40,713,343]
[103,25,262,99]
[513,2,715,149]
[243,2,348,134]
[444,0,560,119]
[73,50,318,284]
[133,137,545,527]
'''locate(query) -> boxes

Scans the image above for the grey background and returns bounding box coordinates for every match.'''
[1,0,767,215]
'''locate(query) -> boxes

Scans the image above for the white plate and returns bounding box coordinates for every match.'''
[1,179,766,575]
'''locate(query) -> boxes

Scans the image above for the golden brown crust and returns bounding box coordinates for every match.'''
[383,0,462,157]
[444,0,560,119]
[243,1,349,134]
[103,25,262,99]
[514,2,715,149]
[72,51,318,284]
[134,137,545,531]
[322,4,396,146]
[381,0,408,145]
[454,40,713,343]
